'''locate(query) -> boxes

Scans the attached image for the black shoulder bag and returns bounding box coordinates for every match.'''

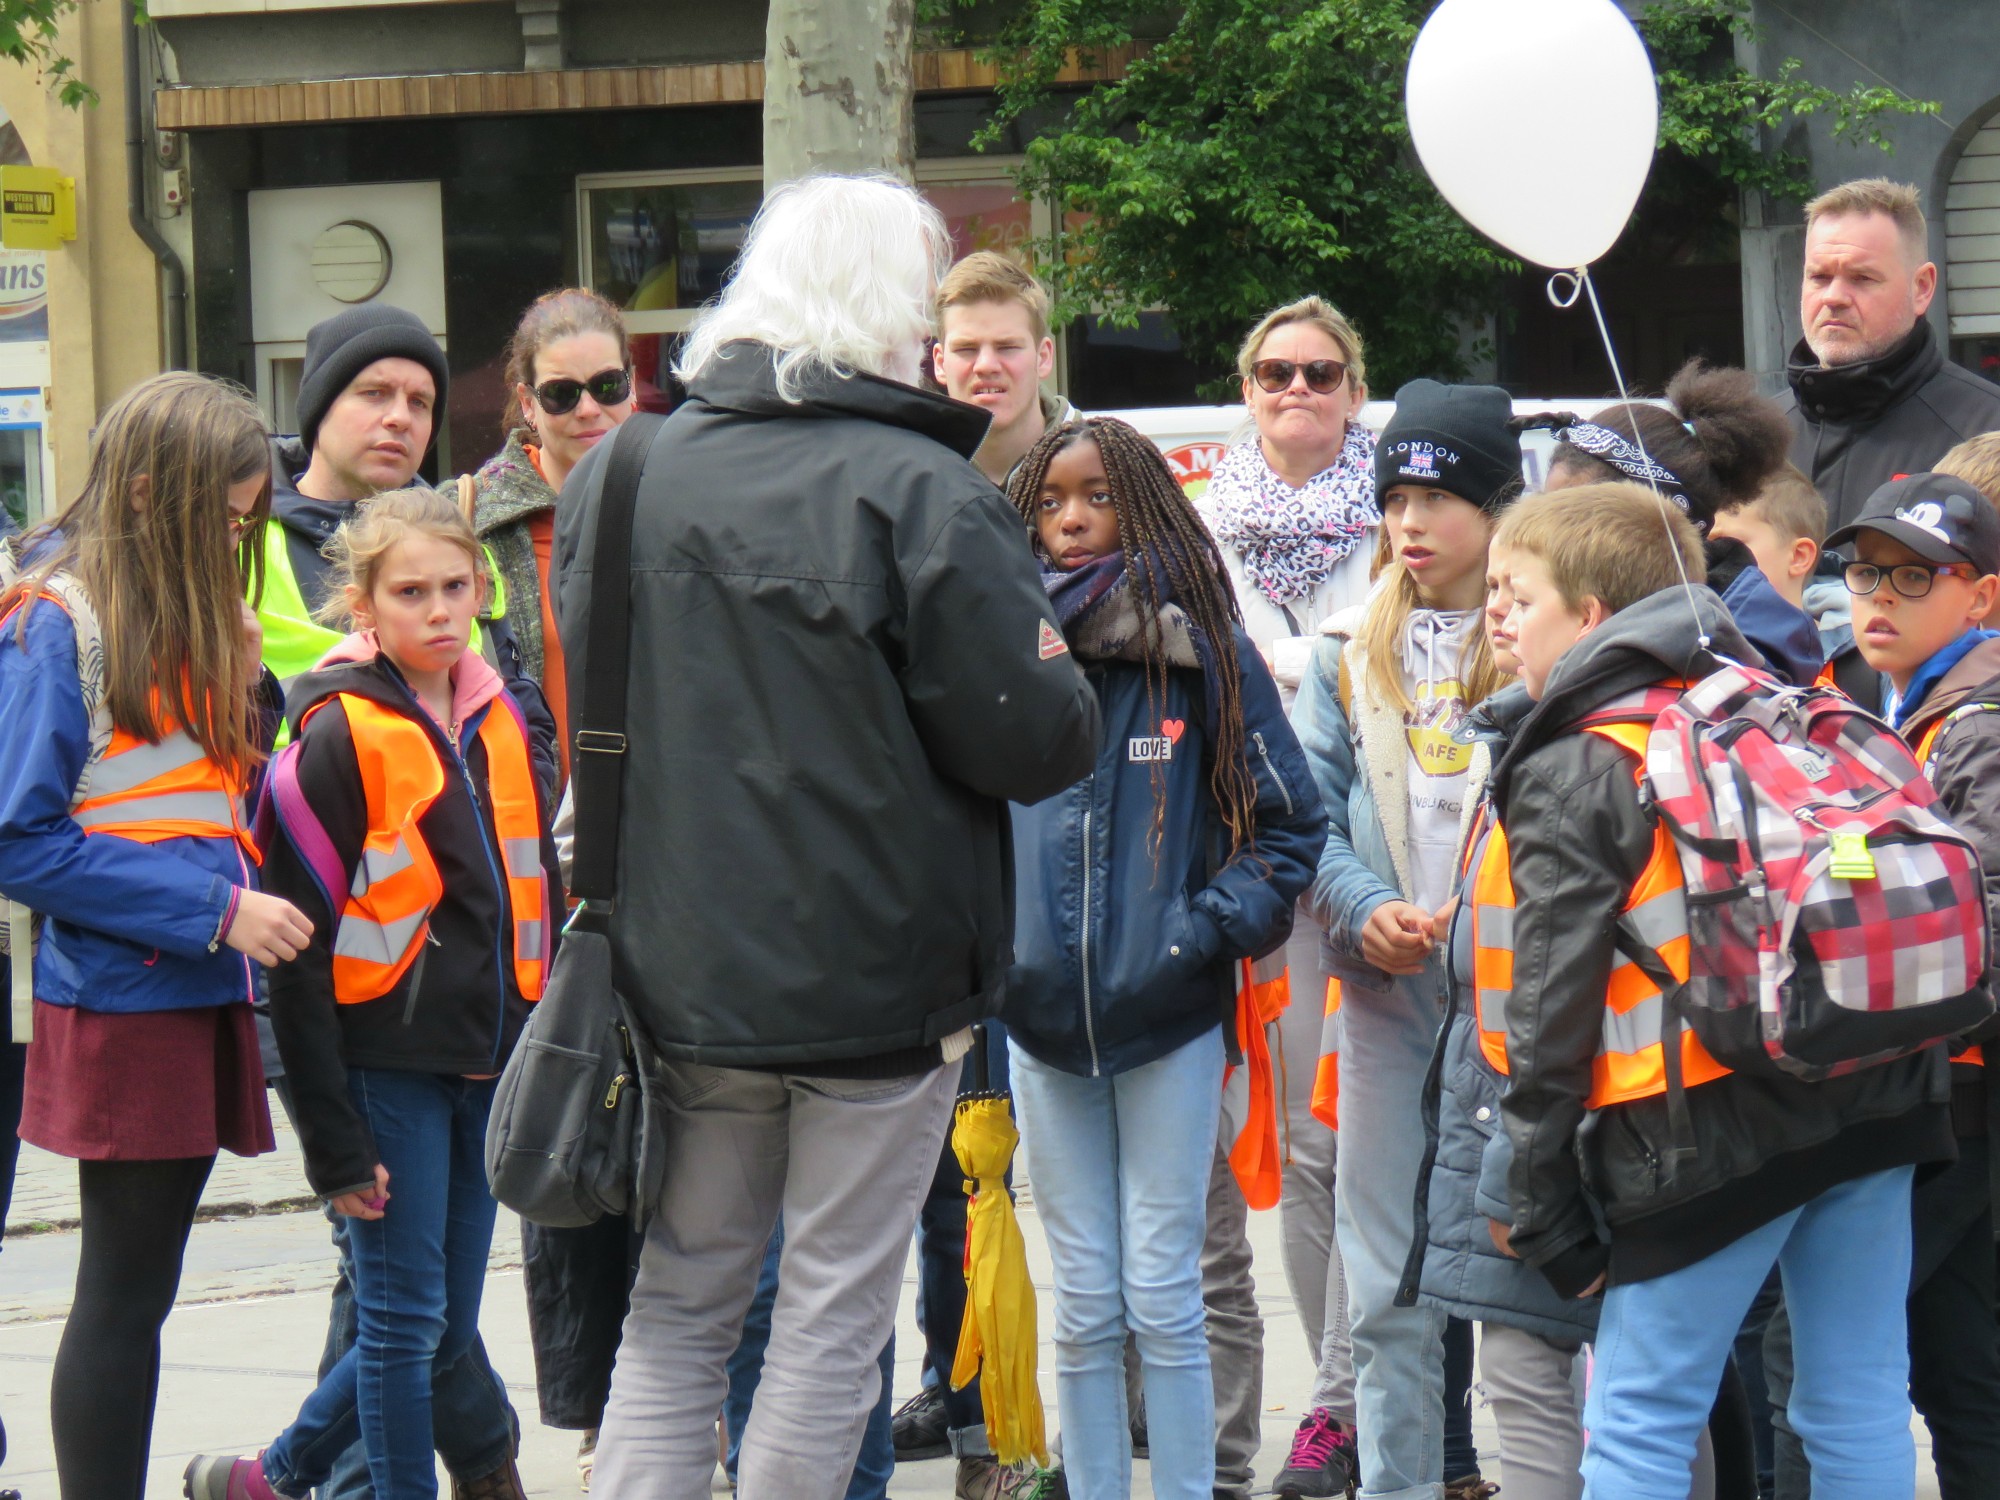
[485,412,668,1227]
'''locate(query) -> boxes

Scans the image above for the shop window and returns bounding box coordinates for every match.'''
[577,161,1046,340]
[1953,336,2000,386]
[578,171,765,336]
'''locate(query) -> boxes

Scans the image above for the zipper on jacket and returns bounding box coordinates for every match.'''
[1252,731,1294,817]
[403,928,440,1025]
[388,677,513,1072]
[1080,787,1101,1078]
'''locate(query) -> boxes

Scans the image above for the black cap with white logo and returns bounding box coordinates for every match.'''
[1825,472,2000,577]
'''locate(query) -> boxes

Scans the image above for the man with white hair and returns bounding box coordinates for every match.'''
[557,173,1100,1500]
[1782,177,2000,532]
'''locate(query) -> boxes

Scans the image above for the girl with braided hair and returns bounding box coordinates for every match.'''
[1000,417,1326,1500]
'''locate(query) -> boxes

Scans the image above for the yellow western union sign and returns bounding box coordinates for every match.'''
[0,166,76,251]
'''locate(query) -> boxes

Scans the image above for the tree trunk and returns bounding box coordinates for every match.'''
[762,0,914,190]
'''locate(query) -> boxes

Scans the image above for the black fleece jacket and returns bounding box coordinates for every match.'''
[1491,586,1953,1298]
[262,653,562,1198]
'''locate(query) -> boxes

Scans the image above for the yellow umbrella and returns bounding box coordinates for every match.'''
[948,1078,1049,1468]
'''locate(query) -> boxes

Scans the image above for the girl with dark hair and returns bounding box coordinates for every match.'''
[0,372,305,1500]
[1001,417,1325,1500]
[1542,360,1821,687]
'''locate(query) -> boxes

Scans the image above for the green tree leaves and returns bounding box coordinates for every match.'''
[934,0,1933,392]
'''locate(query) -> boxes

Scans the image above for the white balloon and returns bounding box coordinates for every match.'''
[1406,0,1659,270]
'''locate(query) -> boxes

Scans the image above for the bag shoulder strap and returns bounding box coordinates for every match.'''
[569,412,667,906]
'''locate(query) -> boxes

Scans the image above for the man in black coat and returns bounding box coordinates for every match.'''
[1781,178,2000,535]
[557,174,1100,1500]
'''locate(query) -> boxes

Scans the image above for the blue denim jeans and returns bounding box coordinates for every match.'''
[263,1072,503,1500]
[725,1221,895,1499]
[1333,964,1448,1500]
[1583,1166,1917,1500]
[270,1077,516,1500]
[1012,1027,1224,1500]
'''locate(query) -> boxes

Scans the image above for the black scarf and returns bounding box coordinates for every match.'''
[1787,319,1941,428]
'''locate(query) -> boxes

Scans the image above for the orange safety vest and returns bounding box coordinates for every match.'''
[1310,976,1341,1131]
[309,693,548,1006]
[1916,706,1989,1070]
[1224,952,1289,1210]
[1470,719,1730,1109]
[3,591,255,857]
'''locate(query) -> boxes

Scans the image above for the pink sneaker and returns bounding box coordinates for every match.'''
[183,1452,284,1500]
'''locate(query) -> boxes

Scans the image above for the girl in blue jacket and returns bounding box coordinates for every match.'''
[1003,416,1325,1500]
[0,372,311,1500]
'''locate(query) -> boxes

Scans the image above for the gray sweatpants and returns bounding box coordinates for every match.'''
[1203,1139,1263,1499]
[592,1061,957,1500]
[1278,913,1356,1422]
[1477,1324,1584,1500]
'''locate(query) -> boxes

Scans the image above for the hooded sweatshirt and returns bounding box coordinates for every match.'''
[1401,608,1482,913]
[259,639,561,1197]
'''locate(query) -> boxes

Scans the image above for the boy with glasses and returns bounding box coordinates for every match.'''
[1830,472,2000,1500]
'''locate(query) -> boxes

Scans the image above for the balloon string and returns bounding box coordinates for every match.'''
[1576,267,1710,653]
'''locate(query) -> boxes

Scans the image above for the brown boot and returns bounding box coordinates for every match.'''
[452,1456,528,1500]
[1442,1477,1499,1500]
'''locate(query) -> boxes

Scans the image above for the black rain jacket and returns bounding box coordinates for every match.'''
[555,342,1100,1071]
[1782,322,2000,535]
[1490,586,1952,1298]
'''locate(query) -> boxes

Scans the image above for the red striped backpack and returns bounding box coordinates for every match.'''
[1638,663,1992,1081]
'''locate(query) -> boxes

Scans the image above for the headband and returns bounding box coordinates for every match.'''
[1555,422,1692,514]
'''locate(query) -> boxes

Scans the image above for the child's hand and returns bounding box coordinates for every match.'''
[1361,901,1434,975]
[1430,897,1459,944]
[330,1163,391,1220]
[1487,1218,1519,1258]
[225,890,314,967]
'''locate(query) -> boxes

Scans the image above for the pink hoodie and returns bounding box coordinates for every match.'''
[315,631,505,736]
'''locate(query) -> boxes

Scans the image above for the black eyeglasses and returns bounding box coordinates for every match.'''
[1251,358,1348,395]
[531,368,632,416]
[1842,559,1979,600]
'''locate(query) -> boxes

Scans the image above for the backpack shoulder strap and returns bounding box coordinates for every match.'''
[1917,701,2000,767]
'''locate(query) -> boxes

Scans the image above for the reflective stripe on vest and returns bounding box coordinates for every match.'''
[318,692,547,1006]
[0,592,253,854]
[1471,718,1730,1109]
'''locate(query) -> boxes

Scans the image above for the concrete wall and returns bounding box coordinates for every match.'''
[1739,0,2000,387]
[0,3,166,500]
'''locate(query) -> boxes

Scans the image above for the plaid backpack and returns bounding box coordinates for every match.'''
[1639,662,1993,1082]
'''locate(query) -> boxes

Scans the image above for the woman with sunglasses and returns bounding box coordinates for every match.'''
[466,288,637,788]
[465,287,637,1486]
[1192,296,1374,1500]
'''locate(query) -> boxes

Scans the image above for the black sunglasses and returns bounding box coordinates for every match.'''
[531,368,632,416]
[1250,358,1348,395]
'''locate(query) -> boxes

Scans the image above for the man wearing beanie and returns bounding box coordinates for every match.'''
[254,303,534,1500]
[257,304,455,690]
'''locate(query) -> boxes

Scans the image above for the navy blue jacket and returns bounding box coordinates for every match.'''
[1003,625,1325,1077]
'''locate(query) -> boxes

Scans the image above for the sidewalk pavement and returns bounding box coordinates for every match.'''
[0,1121,1944,1499]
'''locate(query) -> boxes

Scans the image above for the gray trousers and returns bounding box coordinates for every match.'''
[1478,1324,1584,1500]
[1278,915,1356,1422]
[1203,1139,1263,1500]
[593,1061,957,1500]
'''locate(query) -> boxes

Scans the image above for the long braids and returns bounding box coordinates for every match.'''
[1010,417,1262,859]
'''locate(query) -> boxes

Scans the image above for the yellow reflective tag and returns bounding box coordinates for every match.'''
[1829,828,1876,882]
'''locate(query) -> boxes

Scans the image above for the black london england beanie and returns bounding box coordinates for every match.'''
[295,304,450,454]
[1374,379,1524,513]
